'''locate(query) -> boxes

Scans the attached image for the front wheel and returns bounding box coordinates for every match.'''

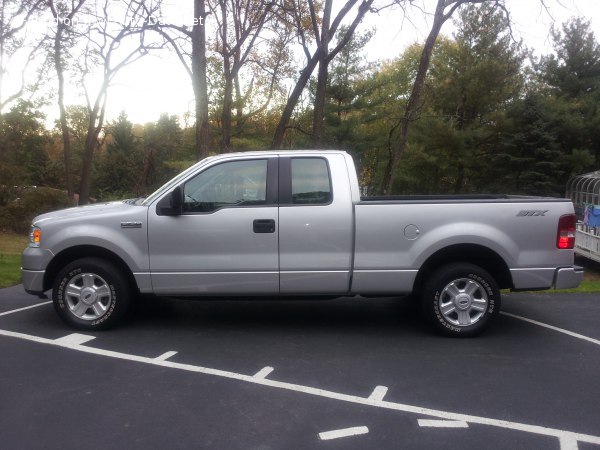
[421,263,500,337]
[53,258,131,330]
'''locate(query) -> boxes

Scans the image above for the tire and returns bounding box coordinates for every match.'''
[52,258,131,330]
[421,263,500,337]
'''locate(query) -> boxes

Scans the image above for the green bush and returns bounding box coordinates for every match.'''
[0,186,72,233]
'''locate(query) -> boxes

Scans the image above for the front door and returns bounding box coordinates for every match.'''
[147,157,279,295]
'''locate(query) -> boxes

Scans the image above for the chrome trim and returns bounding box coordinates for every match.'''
[150,271,279,275]
[121,222,143,228]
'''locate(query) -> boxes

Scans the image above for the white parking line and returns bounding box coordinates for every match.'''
[53,333,96,346]
[560,435,580,450]
[418,419,469,428]
[368,385,388,401]
[0,327,599,449]
[0,301,52,317]
[254,366,274,379]
[155,351,178,361]
[501,312,600,347]
[319,426,369,440]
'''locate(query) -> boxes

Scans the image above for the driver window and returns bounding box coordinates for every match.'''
[183,159,268,213]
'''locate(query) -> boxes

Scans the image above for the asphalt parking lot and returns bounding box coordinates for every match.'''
[1,285,599,449]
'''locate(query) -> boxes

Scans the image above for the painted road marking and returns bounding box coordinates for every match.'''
[319,426,369,441]
[1,327,599,449]
[0,301,52,317]
[254,366,275,379]
[501,312,600,347]
[368,385,388,401]
[560,436,580,450]
[53,333,96,346]
[155,351,178,361]
[419,419,469,428]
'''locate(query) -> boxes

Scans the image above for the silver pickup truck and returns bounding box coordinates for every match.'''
[22,151,583,336]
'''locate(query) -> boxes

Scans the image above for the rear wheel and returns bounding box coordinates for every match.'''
[53,258,131,330]
[421,263,500,337]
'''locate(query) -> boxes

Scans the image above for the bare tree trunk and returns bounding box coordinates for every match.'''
[192,0,209,161]
[79,92,106,204]
[219,0,232,152]
[79,127,98,204]
[311,0,332,149]
[221,65,234,151]
[54,27,74,200]
[312,56,329,148]
[49,0,86,201]
[271,52,319,149]
[234,66,243,135]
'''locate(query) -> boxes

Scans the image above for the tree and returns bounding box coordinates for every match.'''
[315,28,375,159]
[538,17,600,166]
[209,0,278,151]
[0,100,49,186]
[0,0,44,114]
[151,0,210,161]
[379,0,505,195]
[541,17,600,99]
[326,27,374,122]
[48,0,87,200]
[94,112,143,198]
[494,92,564,195]
[75,0,162,204]
[414,3,524,194]
[271,0,377,149]
[139,114,183,192]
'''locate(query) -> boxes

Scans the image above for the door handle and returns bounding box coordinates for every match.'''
[253,219,276,233]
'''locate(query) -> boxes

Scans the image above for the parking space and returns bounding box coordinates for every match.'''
[1,286,599,449]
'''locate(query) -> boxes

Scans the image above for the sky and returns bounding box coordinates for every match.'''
[5,0,600,127]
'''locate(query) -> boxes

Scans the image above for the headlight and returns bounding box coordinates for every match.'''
[29,225,42,248]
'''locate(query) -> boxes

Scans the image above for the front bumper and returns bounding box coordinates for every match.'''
[22,269,46,295]
[21,247,54,295]
[553,265,584,290]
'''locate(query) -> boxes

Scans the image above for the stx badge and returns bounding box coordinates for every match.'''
[517,210,549,217]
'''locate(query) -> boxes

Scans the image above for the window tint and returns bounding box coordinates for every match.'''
[183,159,268,213]
[291,158,331,204]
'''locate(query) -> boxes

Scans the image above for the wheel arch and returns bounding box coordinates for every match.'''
[43,246,138,293]
[413,244,512,294]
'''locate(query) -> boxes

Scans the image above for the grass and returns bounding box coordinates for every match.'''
[0,232,28,288]
[1,231,599,292]
[559,280,600,293]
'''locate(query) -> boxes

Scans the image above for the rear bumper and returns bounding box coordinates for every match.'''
[553,265,584,290]
[510,265,584,291]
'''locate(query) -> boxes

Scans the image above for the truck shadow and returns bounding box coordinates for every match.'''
[130,295,429,336]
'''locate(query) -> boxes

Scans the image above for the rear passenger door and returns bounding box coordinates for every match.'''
[278,155,354,294]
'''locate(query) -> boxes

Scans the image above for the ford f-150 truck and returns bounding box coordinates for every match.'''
[21,151,583,336]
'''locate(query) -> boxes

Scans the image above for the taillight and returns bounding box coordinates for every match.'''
[557,214,576,249]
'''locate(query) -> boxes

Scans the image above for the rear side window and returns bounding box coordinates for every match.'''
[291,158,332,205]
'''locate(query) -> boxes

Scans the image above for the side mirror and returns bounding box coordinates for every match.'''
[156,186,183,216]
